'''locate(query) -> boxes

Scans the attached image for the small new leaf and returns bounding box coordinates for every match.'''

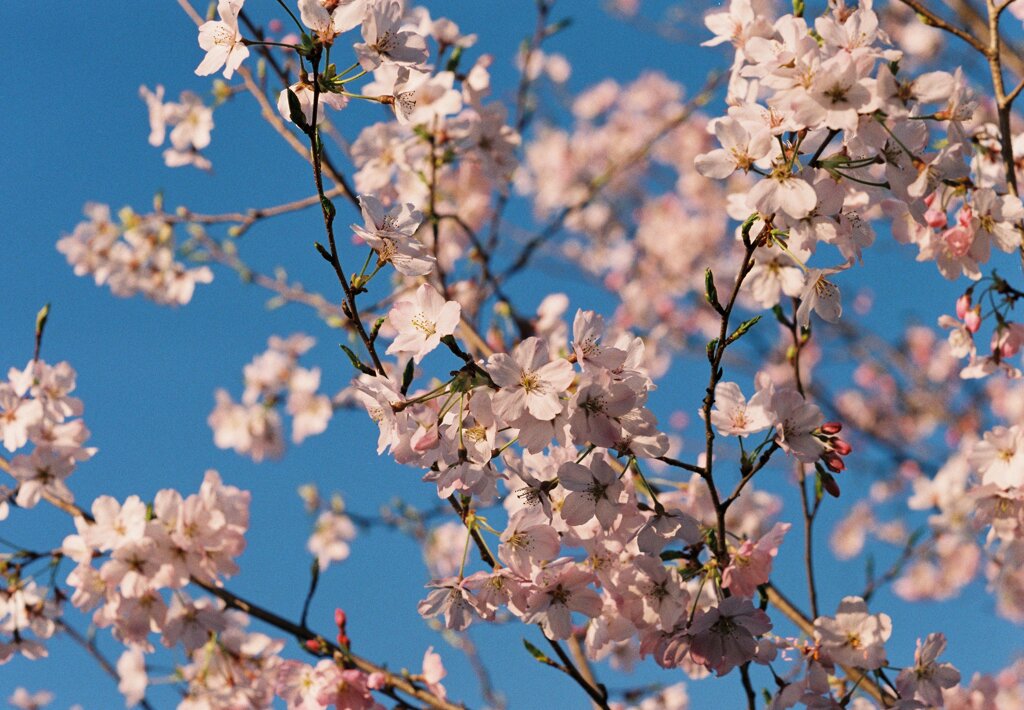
[314,241,333,263]
[369,316,386,344]
[340,344,375,376]
[727,315,761,344]
[35,303,50,340]
[286,89,309,131]
[522,639,555,666]
[445,46,464,73]
[704,268,725,315]
[400,359,415,396]
[320,195,336,222]
[706,338,718,362]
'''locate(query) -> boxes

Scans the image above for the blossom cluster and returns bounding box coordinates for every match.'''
[139,84,216,170]
[208,333,334,461]
[1,359,93,512]
[29,0,1024,706]
[57,203,213,306]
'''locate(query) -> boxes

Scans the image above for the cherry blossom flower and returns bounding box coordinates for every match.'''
[117,648,148,706]
[487,337,575,421]
[722,522,790,597]
[286,368,332,444]
[351,194,433,276]
[558,455,625,528]
[814,596,892,670]
[386,284,461,363]
[695,116,772,179]
[7,688,53,710]
[522,559,602,640]
[307,510,356,570]
[709,381,771,437]
[417,577,478,631]
[421,647,447,700]
[299,0,367,42]
[499,508,560,575]
[688,597,771,676]
[969,426,1024,489]
[384,69,463,126]
[895,633,960,707]
[769,389,825,463]
[796,266,845,329]
[354,0,429,71]
[194,0,249,80]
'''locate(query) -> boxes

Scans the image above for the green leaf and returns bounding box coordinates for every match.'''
[522,639,554,665]
[320,195,336,222]
[35,303,50,340]
[314,241,333,263]
[445,46,464,73]
[706,338,718,362]
[286,89,308,131]
[704,268,724,315]
[727,314,762,344]
[543,17,572,38]
[339,344,375,376]
[400,359,415,396]
[369,316,386,344]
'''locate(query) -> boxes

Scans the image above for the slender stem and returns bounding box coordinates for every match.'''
[305,54,386,375]
[739,662,757,710]
[272,0,305,34]
[896,0,988,54]
[545,635,609,710]
[701,224,766,562]
[797,465,820,620]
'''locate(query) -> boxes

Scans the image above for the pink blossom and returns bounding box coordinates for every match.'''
[688,597,771,676]
[814,596,892,670]
[722,522,790,598]
[194,0,249,79]
[487,337,575,421]
[386,283,461,363]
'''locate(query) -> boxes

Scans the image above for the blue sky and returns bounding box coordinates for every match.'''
[1,1,1021,708]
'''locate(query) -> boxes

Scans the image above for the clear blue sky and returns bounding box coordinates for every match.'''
[0,1,1019,708]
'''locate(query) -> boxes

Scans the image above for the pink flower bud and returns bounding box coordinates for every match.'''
[924,205,948,229]
[956,293,971,320]
[269,18,284,33]
[335,608,347,628]
[820,421,843,435]
[957,204,973,227]
[964,307,982,333]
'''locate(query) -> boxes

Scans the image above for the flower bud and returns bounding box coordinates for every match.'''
[956,293,971,320]
[820,421,843,435]
[964,307,982,334]
[823,452,845,473]
[831,438,852,456]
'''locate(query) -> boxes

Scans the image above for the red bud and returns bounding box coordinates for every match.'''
[831,438,852,456]
[820,422,843,435]
[823,452,845,473]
